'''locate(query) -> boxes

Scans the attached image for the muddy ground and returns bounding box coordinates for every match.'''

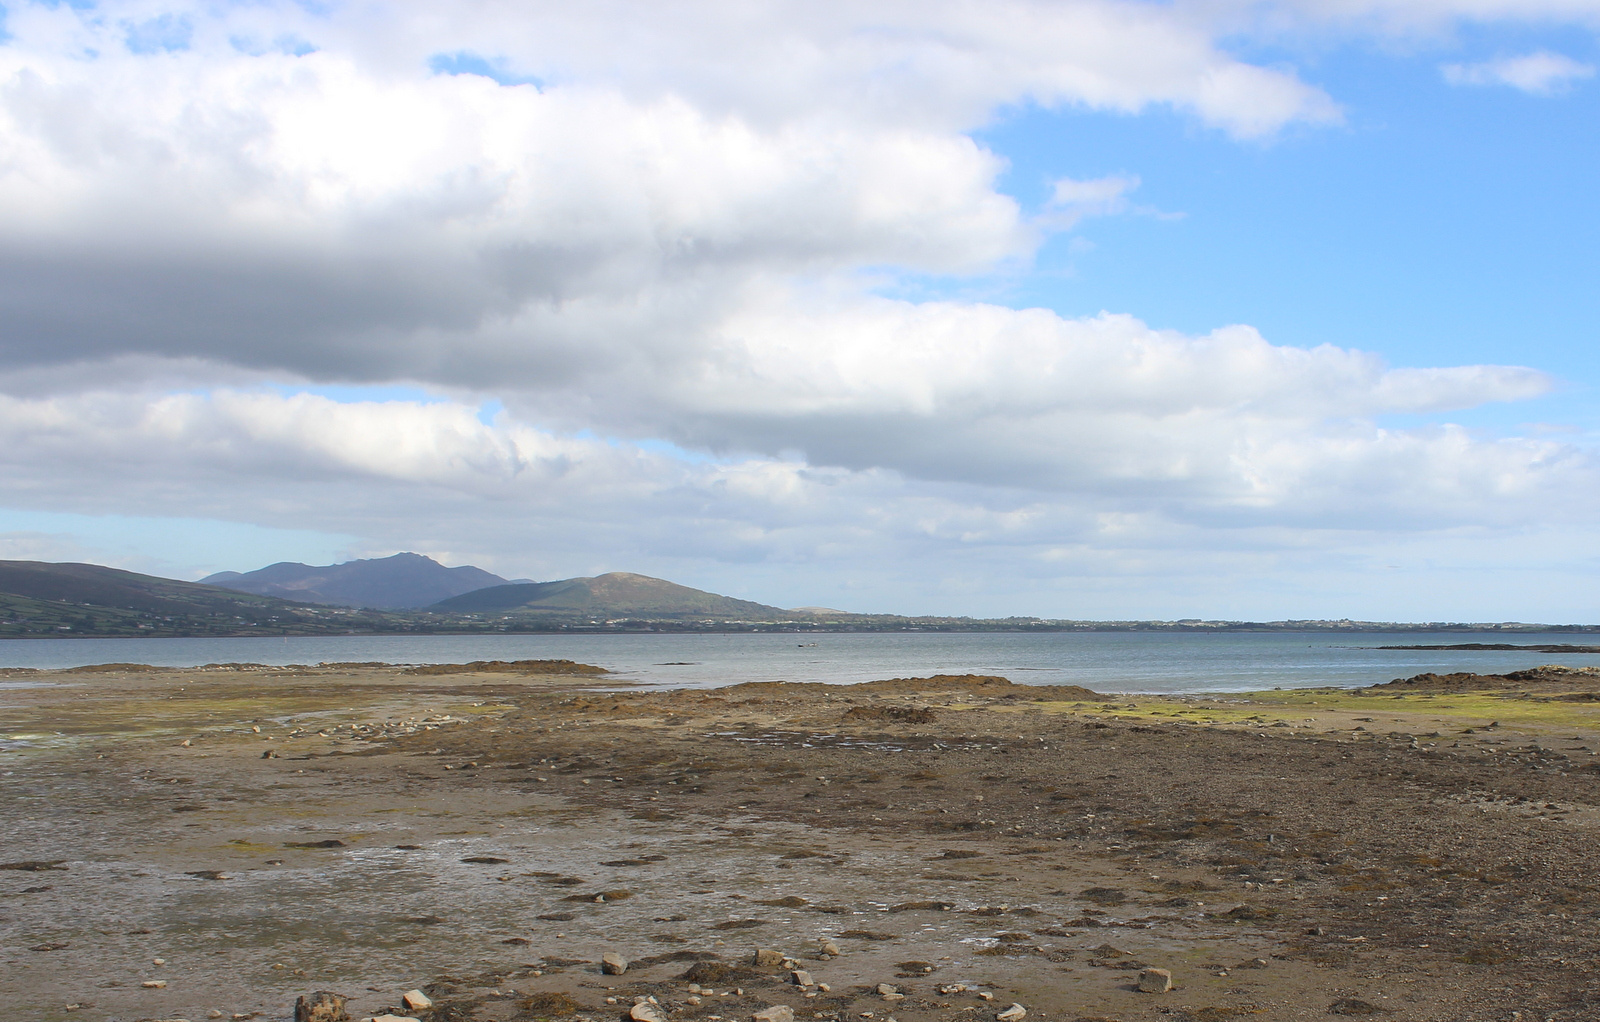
[4,662,1600,1022]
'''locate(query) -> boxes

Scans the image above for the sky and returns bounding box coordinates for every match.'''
[1,0,1598,622]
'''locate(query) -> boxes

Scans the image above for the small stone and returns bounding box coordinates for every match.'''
[753,949,785,968]
[1137,968,1173,994]
[790,970,814,986]
[820,941,842,957]
[630,1003,667,1022]
[603,952,630,976]
[143,980,169,989]
[153,957,166,965]
[937,985,968,996]
[294,992,348,1022]
[881,994,905,1003]
[361,1016,420,1022]
[402,990,433,1011]
[977,992,994,1002]
[752,1007,795,1022]
[209,1013,225,1020]
[876,985,899,997]
[818,983,832,993]
[997,1004,1026,1022]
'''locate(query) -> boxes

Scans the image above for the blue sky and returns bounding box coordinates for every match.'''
[1,0,1599,621]
[976,46,1600,431]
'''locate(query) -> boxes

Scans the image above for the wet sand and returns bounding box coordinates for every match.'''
[4,663,1600,1022]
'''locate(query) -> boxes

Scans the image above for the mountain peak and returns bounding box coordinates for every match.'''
[202,552,508,609]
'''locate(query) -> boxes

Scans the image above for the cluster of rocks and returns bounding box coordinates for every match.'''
[284,715,464,741]
[294,988,432,1022]
[285,944,1179,1022]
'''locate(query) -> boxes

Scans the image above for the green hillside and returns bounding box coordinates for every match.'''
[0,560,390,637]
[430,571,789,620]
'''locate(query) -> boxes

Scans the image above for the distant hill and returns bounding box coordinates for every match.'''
[203,552,509,609]
[0,559,336,637]
[430,571,789,620]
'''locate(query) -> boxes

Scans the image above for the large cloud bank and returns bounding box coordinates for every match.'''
[0,0,1595,614]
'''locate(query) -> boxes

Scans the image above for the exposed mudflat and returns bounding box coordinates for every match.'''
[5,663,1600,1022]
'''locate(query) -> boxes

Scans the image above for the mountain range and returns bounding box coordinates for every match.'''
[201,552,517,609]
[2,557,1588,638]
[203,552,799,618]
[0,555,804,637]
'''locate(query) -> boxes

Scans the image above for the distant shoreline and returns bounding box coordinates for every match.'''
[7,620,1600,639]
[1372,642,1600,652]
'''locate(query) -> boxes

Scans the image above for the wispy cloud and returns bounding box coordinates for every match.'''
[1442,51,1596,95]
[1039,174,1183,231]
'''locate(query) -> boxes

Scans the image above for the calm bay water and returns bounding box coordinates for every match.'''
[2,630,1597,693]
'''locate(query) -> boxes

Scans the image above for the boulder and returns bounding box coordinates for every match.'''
[789,970,814,987]
[630,1003,666,1022]
[752,1007,794,1022]
[295,992,349,1022]
[1137,968,1173,994]
[753,949,785,968]
[603,953,630,976]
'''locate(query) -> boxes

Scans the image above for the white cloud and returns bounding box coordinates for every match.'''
[0,386,1594,616]
[1442,51,1596,93]
[0,0,1597,617]
[0,323,1572,543]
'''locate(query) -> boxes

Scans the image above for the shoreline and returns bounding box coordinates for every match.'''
[4,664,1600,1021]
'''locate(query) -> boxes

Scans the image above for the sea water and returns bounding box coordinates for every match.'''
[2,630,1596,693]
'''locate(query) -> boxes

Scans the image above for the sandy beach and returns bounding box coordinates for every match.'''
[4,662,1600,1022]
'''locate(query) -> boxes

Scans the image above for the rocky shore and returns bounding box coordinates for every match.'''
[4,662,1600,1022]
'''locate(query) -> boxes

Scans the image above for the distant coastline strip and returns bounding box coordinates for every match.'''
[1372,643,1600,653]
